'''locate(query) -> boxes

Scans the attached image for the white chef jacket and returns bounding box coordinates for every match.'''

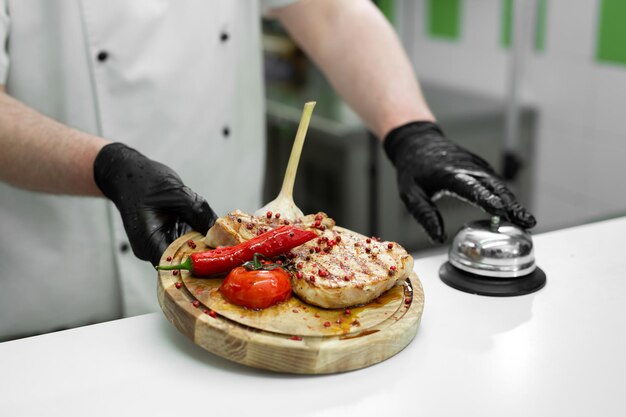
[0,0,297,341]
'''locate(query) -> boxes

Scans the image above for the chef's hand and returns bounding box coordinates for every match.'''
[384,121,536,243]
[93,143,217,265]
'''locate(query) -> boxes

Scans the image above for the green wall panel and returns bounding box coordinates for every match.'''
[501,0,513,47]
[597,0,626,65]
[427,0,461,40]
[375,0,396,25]
[501,0,547,51]
[534,0,547,51]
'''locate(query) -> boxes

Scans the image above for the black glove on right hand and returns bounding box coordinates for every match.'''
[384,121,536,243]
[94,143,217,265]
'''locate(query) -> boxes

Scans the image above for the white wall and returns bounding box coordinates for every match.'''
[398,0,626,232]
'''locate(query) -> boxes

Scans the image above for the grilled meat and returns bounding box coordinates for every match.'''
[204,211,412,308]
[288,227,412,308]
[204,209,334,247]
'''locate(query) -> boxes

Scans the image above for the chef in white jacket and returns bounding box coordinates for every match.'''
[0,0,535,341]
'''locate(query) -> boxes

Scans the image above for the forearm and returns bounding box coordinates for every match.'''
[0,88,109,195]
[273,0,435,139]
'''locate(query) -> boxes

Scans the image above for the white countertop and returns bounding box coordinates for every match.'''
[2,217,626,417]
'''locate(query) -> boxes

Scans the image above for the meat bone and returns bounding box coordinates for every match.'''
[255,101,316,221]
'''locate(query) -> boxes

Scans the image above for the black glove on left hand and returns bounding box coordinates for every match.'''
[94,143,217,265]
[384,121,536,243]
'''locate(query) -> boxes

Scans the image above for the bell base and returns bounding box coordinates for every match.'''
[439,262,546,297]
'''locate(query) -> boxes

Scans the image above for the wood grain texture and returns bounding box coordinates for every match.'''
[157,232,424,374]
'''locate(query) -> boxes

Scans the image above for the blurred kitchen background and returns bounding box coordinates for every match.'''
[262,0,626,253]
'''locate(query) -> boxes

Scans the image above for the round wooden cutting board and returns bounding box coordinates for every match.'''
[157,232,424,374]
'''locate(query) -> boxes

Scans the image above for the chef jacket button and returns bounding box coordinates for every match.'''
[96,51,109,62]
[222,126,230,138]
[119,242,130,253]
[220,32,229,42]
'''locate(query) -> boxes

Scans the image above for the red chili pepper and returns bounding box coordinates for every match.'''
[156,225,316,276]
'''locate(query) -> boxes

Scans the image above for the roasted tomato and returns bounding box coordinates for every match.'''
[220,266,292,309]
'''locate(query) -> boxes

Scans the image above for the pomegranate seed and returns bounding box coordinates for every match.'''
[246,223,254,230]
[292,309,299,313]
[187,240,195,247]
[192,300,200,308]
[275,213,281,219]
[366,238,371,244]
[390,265,397,271]
[387,243,393,250]
[365,247,371,253]
[318,269,328,277]
[323,321,331,327]
[343,276,350,281]
[344,309,351,315]
[173,270,179,276]
[266,211,272,218]
[319,225,326,231]
[203,309,209,314]
[166,256,172,262]
[310,276,316,283]
[405,298,411,305]
[335,235,342,243]
[290,335,303,341]
[209,310,217,318]
[296,272,303,279]
[323,246,331,252]
[297,262,303,269]
[314,247,321,253]
[314,220,321,227]
[175,282,182,289]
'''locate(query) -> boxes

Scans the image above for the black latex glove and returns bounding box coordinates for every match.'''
[384,121,536,243]
[94,143,217,265]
